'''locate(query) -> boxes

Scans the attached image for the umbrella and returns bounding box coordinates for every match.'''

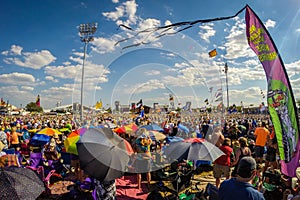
[114,123,139,136]
[178,124,189,134]
[0,166,45,200]
[64,131,80,155]
[139,124,164,132]
[37,128,62,137]
[30,133,51,146]
[64,128,89,155]
[76,127,132,181]
[164,138,224,162]
[146,130,166,141]
[165,136,184,144]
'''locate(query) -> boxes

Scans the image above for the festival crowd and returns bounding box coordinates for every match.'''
[0,110,299,200]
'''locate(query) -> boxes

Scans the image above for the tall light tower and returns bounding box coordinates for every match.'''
[224,63,229,110]
[79,22,97,123]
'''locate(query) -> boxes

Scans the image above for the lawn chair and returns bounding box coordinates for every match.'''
[27,152,43,169]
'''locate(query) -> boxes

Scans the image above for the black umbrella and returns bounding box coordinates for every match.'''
[164,138,224,162]
[0,166,45,200]
[76,127,131,182]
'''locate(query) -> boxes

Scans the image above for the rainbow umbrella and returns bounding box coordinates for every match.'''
[64,128,88,155]
[37,128,62,137]
[114,123,138,136]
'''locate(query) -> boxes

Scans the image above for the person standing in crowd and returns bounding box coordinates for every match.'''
[213,138,233,188]
[219,156,265,200]
[133,133,152,191]
[231,137,252,177]
[254,121,270,164]
[10,126,23,151]
[264,136,278,172]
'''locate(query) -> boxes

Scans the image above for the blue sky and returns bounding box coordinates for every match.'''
[1,0,300,110]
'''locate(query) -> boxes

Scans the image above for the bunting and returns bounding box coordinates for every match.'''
[246,5,299,177]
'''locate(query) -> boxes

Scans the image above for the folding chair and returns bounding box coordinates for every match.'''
[27,152,43,169]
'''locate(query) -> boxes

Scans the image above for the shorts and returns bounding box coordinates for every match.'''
[255,146,265,158]
[213,164,231,178]
[10,143,20,149]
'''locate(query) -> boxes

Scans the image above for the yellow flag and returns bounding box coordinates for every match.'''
[208,49,217,57]
[95,100,102,109]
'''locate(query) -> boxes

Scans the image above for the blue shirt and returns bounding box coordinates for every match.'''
[219,178,265,200]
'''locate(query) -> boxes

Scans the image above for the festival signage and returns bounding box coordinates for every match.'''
[245,5,300,177]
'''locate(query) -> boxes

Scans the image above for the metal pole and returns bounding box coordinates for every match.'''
[78,22,97,125]
[80,41,88,123]
[224,63,229,110]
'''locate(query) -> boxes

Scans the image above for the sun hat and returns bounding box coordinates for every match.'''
[237,157,257,178]
[53,133,59,139]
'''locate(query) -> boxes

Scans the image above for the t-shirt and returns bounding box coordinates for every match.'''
[214,145,233,166]
[254,127,270,147]
[219,178,265,200]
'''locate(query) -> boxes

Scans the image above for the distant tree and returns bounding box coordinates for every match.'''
[26,102,43,112]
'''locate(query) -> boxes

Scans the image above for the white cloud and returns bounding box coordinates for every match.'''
[21,86,34,91]
[0,72,36,85]
[0,86,35,106]
[103,5,125,21]
[3,48,56,69]
[102,0,138,25]
[45,76,58,82]
[10,45,23,55]
[45,65,79,79]
[224,17,256,59]
[198,23,216,43]
[137,18,160,31]
[144,70,160,76]
[122,79,165,94]
[91,37,117,54]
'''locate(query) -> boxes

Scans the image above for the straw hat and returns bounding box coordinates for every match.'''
[53,133,59,139]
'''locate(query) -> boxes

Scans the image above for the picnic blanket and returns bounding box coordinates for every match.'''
[0,154,20,167]
[116,175,149,200]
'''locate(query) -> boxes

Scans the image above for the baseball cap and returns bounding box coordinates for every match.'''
[237,157,257,178]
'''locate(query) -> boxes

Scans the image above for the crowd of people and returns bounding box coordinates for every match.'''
[0,110,299,200]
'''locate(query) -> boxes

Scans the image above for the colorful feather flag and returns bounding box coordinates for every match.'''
[246,5,299,177]
[36,94,40,107]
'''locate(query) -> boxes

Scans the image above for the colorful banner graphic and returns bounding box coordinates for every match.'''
[246,5,299,177]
